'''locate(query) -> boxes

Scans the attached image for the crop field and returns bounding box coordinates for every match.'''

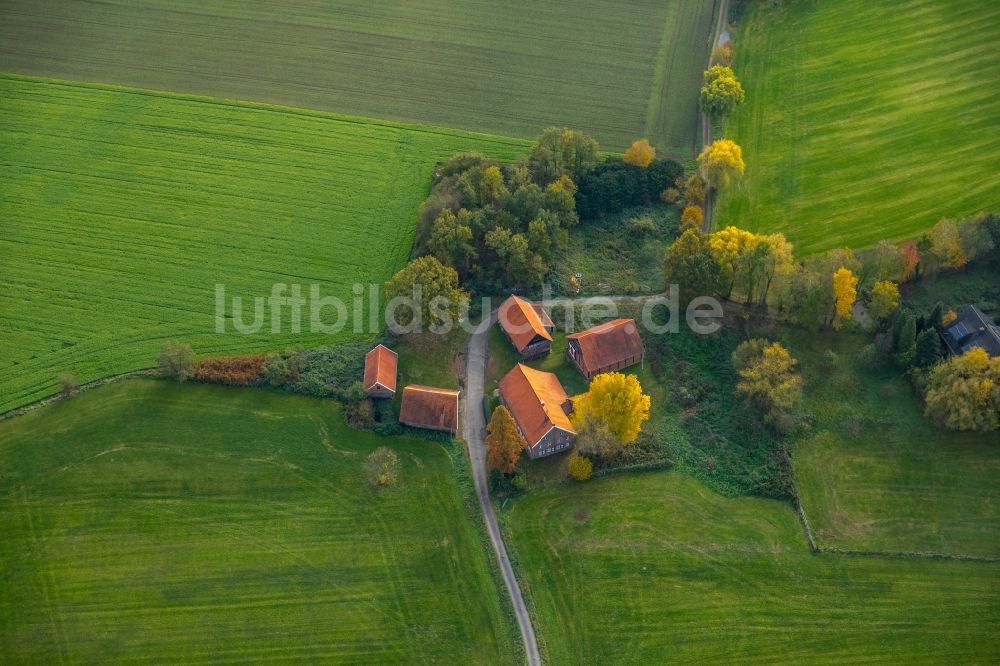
[0,0,715,156]
[0,75,528,413]
[787,330,1000,558]
[714,0,1000,254]
[504,471,1000,664]
[0,380,517,663]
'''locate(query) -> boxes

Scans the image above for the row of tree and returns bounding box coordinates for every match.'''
[663,212,1000,329]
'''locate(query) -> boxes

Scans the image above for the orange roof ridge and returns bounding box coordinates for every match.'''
[406,384,459,395]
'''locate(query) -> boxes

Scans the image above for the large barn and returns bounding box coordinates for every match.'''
[566,318,645,380]
[399,385,460,434]
[498,364,575,459]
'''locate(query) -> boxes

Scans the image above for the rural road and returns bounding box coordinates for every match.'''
[701,0,730,232]
[463,312,542,666]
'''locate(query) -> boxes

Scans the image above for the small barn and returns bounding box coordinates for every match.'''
[399,385,460,434]
[941,306,1000,358]
[566,318,644,380]
[498,295,554,360]
[363,344,398,398]
[498,364,575,459]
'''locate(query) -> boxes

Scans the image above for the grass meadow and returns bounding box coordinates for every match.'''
[504,471,1000,664]
[0,75,528,413]
[0,0,715,156]
[785,323,1000,559]
[714,0,1000,254]
[0,380,517,664]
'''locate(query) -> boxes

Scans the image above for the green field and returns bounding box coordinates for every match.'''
[0,0,715,156]
[504,471,1000,664]
[787,325,1000,557]
[0,380,516,663]
[714,0,1000,254]
[0,75,528,413]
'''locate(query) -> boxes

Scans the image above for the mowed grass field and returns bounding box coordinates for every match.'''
[787,327,1000,558]
[0,0,715,156]
[0,75,528,413]
[504,471,1000,664]
[0,380,517,664]
[714,0,1000,254]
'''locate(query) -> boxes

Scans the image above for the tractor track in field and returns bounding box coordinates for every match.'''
[702,0,730,233]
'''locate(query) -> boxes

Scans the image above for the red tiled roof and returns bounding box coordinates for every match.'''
[498,295,552,353]
[498,364,574,447]
[567,319,644,375]
[399,385,459,433]
[363,344,398,393]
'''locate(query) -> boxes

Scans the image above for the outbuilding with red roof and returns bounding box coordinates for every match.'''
[399,385,460,434]
[363,344,398,398]
[498,295,554,360]
[566,318,644,380]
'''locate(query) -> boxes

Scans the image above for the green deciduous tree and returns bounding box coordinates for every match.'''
[867,280,900,321]
[384,256,468,330]
[663,228,722,305]
[528,127,600,183]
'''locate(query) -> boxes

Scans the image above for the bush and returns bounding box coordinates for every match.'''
[158,341,195,382]
[288,342,369,400]
[568,454,593,481]
[58,372,77,396]
[194,355,265,386]
[346,398,376,429]
[628,216,657,236]
[263,350,301,387]
[363,447,401,487]
[660,187,680,204]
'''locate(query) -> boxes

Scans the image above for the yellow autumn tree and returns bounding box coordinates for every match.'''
[924,348,1000,432]
[832,266,858,328]
[623,139,656,167]
[698,139,744,189]
[572,372,650,444]
[732,339,802,429]
[679,205,704,232]
[868,280,900,320]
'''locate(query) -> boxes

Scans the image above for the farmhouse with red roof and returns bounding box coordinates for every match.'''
[498,295,554,360]
[566,318,644,380]
[498,364,575,459]
[363,344,398,398]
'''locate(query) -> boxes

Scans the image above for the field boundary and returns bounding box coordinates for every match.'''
[0,369,158,423]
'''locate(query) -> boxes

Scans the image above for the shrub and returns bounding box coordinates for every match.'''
[194,355,265,386]
[660,187,680,204]
[346,398,376,429]
[568,454,593,481]
[711,42,733,66]
[158,341,195,382]
[364,447,401,487]
[679,205,704,232]
[623,139,656,167]
[288,342,369,400]
[263,350,301,387]
[628,216,657,236]
[58,372,77,396]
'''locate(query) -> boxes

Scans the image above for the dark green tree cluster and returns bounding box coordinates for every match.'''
[414,131,589,292]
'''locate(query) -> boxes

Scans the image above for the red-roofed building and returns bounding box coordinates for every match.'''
[399,385,460,434]
[363,344,398,398]
[566,319,644,380]
[498,364,575,459]
[498,295,554,360]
